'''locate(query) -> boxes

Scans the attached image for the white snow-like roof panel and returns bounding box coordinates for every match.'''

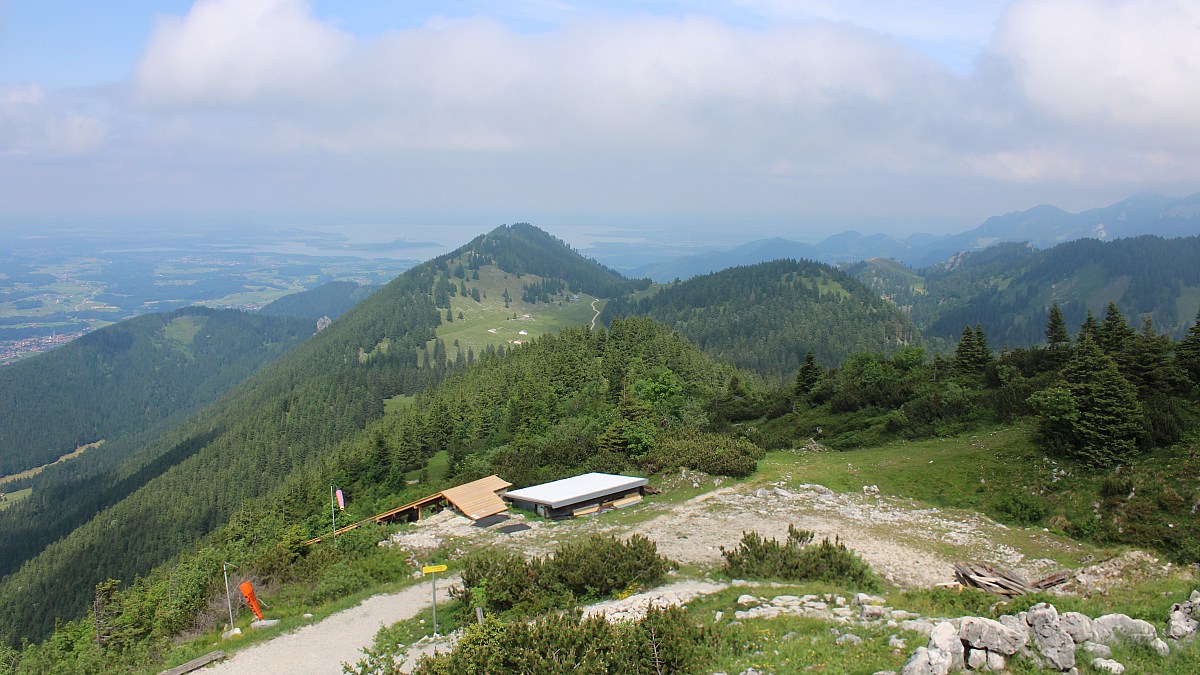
[503,472,648,509]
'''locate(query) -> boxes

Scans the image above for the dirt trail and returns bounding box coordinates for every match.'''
[589,299,600,330]
[620,475,1077,587]
[204,577,458,675]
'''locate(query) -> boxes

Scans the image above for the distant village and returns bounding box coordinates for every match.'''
[0,331,87,366]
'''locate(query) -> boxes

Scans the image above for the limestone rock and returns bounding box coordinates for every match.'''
[985,651,1005,671]
[1081,641,1112,658]
[966,648,987,670]
[1026,603,1075,671]
[929,622,964,671]
[855,592,887,606]
[888,635,907,651]
[737,594,758,606]
[900,619,936,635]
[1091,658,1125,674]
[1059,611,1094,643]
[998,614,1029,643]
[861,604,890,620]
[901,646,953,675]
[1092,614,1158,646]
[1166,598,1199,639]
[960,616,1026,655]
[836,633,864,646]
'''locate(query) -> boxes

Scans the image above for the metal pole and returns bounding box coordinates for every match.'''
[431,571,438,636]
[331,485,337,547]
[223,562,235,631]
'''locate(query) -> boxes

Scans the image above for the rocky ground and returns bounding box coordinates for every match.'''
[210,475,1193,674]
[386,470,1084,589]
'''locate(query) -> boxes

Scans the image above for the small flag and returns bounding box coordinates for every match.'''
[335,489,345,511]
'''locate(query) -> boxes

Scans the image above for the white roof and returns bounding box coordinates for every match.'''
[503,472,648,509]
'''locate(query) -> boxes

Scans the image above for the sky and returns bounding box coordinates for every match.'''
[1,0,1198,249]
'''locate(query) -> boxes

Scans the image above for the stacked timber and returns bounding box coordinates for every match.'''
[953,562,1071,597]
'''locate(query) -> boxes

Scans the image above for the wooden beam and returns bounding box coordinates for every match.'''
[158,650,225,675]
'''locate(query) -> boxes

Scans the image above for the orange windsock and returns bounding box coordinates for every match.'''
[238,581,264,621]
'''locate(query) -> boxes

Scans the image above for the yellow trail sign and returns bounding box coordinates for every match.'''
[422,564,447,574]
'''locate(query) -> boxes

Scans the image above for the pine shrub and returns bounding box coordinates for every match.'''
[547,535,674,600]
[643,428,760,477]
[720,525,880,590]
[412,607,721,675]
[455,536,676,616]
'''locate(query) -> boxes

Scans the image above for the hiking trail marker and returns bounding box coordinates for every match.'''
[422,564,448,635]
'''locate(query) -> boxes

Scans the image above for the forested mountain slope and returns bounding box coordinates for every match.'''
[0,223,648,644]
[601,259,916,379]
[258,280,377,322]
[0,308,311,583]
[0,307,309,477]
[849,235,1200,347]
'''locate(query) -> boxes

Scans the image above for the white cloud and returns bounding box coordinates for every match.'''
[135,0,352,107]
[994,0,1200,137]
[5,0,1198,228]
[132,7,974,169]
[0,84,110,156]
[737,0,1008,44]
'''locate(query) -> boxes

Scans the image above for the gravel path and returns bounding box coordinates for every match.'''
[204,577,458,675]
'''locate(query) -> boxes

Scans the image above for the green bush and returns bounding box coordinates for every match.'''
[311,563,373,604]
[547,535,674,600]
[721,525,880,590]
[643,428,760,477]
[453,549,556,615]
[412,607,721,675]
[455,536,675,617]
[991,491,1048,525]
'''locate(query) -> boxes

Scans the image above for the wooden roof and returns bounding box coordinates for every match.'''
[370,492,445,524]
[441,474,512,520]
[305,474,512,545]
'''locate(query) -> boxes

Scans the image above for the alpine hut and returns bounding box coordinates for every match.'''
[502,472,647,519]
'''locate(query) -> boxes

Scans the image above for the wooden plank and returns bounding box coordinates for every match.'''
[572,504,600,517]
[441,475,511,520]
[610,494,642,508]
[158,650,225,675]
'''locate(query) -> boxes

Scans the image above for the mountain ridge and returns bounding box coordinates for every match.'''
[618,192,1200,281]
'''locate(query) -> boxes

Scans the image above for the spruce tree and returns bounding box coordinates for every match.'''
[953,324,992,377]
[1078,310,1099,343]
[1096,302,1135,356]
[1178,305,1200,385]
[1060,333,1144,467]
[972,324,991,365]
[954,325,979,374]
[1044,303,1069,349]
[1122,317,1187,397]
[794,351,822,400]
